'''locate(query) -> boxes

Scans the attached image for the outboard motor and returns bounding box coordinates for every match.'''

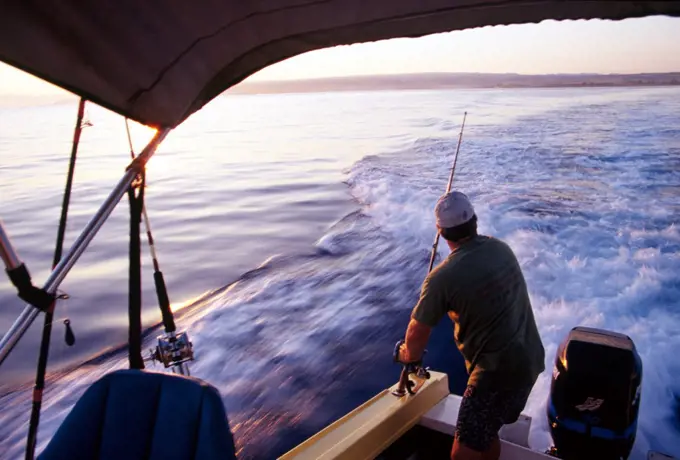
[548,327,642,460]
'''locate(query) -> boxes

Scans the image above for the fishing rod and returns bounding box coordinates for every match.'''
[125,120,194,375]
[25,98,87,460]
[427,111,467,273]
[393,112,467,398]
[124,119,176,335]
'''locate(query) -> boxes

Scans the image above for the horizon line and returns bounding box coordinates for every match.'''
[245,70,680,84]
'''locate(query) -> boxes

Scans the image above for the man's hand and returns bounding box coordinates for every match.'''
[397,342,420,363]
[397,318,432,363]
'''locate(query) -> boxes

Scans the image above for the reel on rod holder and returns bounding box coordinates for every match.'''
[392,339,431,397]
[146,330,195,375]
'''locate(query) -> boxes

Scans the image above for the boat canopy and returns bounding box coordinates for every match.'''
[1,1,679,128]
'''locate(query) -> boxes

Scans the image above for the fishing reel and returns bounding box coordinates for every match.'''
[392,339,431,397]
[148,330,194,375]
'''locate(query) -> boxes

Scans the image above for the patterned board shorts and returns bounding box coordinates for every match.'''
[455,384,532,452]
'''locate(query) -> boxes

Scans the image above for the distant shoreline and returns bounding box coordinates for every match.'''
[2,72,679,108]
[227,72,680,95]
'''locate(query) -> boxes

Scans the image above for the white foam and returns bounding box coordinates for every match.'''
[340,100,680,458]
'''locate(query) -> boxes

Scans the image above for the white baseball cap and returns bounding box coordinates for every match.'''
[434,191,475,228]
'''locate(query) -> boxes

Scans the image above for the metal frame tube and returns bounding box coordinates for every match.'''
[0,128,170,368]
[0,219,22,270]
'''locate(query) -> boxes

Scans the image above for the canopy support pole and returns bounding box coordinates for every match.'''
[0,220,21,271]
[0,127,171,369]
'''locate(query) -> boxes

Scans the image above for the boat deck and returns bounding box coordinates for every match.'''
[280,370,676,460]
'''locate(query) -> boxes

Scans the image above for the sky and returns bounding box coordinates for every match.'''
[1,15,679,97]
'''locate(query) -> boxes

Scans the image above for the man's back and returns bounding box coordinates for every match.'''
[413,235,545,389]
[403,192,545,458]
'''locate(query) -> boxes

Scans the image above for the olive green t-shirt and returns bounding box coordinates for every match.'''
[412,235,545,389]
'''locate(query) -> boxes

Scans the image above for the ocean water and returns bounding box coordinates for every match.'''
[0,87,679,459]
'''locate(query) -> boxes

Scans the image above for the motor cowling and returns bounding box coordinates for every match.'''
[548,327,642,460]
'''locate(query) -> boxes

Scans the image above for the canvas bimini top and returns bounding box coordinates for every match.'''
[1,1,679,128]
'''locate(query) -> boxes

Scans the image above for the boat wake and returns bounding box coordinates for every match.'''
[1,91,679,460]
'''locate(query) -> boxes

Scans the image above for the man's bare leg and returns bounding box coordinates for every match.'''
[483,437,501,460]
[451,436,500,460]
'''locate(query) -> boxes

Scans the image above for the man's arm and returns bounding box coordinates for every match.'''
[398,271,448,363]
[398,318,432,363]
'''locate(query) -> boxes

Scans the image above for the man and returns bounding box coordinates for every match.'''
[398,191,545,460]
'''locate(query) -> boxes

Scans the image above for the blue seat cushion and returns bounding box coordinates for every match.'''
[39,369,236,460]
